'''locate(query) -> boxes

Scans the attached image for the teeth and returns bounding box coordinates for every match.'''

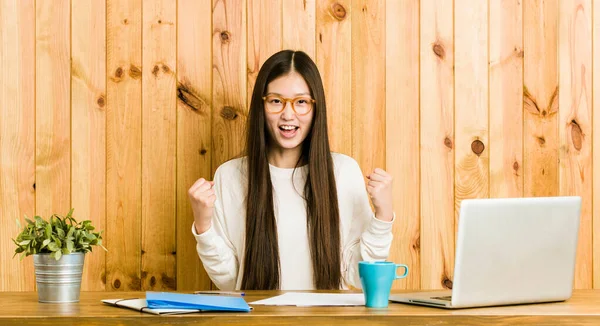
[280,125,296,131]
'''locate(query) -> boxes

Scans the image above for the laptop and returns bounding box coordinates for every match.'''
[389,196,581,309]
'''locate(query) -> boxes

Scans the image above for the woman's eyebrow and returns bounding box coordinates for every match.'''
[265,92,311,97]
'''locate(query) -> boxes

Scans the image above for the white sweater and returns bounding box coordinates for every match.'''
[191,153,395,290]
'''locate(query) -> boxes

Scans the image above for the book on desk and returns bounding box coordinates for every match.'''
[102,291,251,315]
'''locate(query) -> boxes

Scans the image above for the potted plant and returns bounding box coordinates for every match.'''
[12,208,107,303]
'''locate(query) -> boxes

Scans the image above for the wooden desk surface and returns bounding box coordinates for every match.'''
[1,290,599,325]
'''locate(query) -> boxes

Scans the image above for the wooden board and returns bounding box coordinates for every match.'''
[71,0,107,291]
[419,0,455,290]
[141,0,177,291]
[0,0,36,292]
[212,0,247,171]
[106,0,143,291]
[558,0,592,289]
[594,0,600,290]
[247,0,281,109]
[316,0,351,156]
[454,0,489,222]
[523,0,559,198]
[351,0,385,177]
[489,0,523,199]
[283,0,316,58]
[385,0,420,290]
[35,0,71,218]
[176,0,213,291]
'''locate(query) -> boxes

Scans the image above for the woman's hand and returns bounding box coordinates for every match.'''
[366,168,394,221]
[188,178,216,234]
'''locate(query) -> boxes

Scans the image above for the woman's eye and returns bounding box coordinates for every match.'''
[271,99,281,104]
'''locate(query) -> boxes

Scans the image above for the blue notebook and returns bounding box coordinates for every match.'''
[146,292,252,312]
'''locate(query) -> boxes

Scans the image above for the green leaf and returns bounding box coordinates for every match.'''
[56,228,65,238]
[67,226,75,239]
[18,240,31,246]
[66,240,74,252]
[47,242,59,252]
[45,223,52,238]
[41,239,51,249]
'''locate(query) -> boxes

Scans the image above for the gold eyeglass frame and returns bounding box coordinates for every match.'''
[262,95,315,115]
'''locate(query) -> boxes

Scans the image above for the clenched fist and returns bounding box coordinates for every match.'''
[366,168,394,222]
[188,178,216,234]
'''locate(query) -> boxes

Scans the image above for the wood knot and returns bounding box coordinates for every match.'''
[152,65,160,76]
[537,136,545,146]
[412,236,420,251]
[171,251,176,255]
[129,64,141,79]
[101,272,106,285]
[115,67,124,78]
[158,19,162,24]
[162,65,171,73]
[571,120,583,150]
[514,47,524,58]
[220,31,230,43]
[123,18,128,24]
[444,137,453,149]
[471,139,484,156]
[150,276,156,287]
[443,278,453,289]
[319,33,323,43]
[177,82,207,114]
[97,95,105,108]
[330,3,347,21]
[162,273,177,290]
[141,270,148,278]
[220,106,238,120]
[33,183,36,190]
[141,249,146,255]
[113,279,121,289]
[433,43,445,59]
[513,161,519,171]
[199,148,207,155]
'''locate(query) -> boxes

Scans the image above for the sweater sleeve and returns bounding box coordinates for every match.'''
[191,168,240,290]
[341,158,395,289]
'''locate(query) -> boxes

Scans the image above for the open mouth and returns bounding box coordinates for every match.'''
[279,125,299,138]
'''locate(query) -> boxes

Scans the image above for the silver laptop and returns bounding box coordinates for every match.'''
[389,196,581,309]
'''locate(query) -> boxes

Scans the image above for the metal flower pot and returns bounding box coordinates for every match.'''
[33,253,85,303]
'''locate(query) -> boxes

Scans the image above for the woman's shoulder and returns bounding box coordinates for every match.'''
[330,152,361,172]
[214,156,247,179]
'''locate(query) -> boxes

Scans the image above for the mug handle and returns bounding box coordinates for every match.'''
[395,264,409,279]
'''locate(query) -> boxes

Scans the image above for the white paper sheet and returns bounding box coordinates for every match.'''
[249,292,365,306]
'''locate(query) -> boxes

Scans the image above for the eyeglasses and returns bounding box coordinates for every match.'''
[262,94,315,115]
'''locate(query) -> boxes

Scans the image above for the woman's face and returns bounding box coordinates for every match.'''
[263,71,315,153]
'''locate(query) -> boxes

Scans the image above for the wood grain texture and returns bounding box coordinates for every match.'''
[247,0,281,109]
[35,0,71,218]
[176,0,213,291]
[593,0,600,290]
[316,0,351,156]
[523,0,559,198]
[0,0,35,292]
[2,290,600,325]
[106,0,143,291]
[283,0,316,58]
[489,0,523,199]
[141,0,177,291]
[454,0,489,224]
[212,0,247,172]
[558,0,592,289]
[71,0,107,291]
[386,0,419,290]
[351,0,385,177]
[419,0,454,290]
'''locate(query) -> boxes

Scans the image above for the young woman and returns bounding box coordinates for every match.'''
[188,50,395,291]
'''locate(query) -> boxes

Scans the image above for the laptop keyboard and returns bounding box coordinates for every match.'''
[431,296,452,301]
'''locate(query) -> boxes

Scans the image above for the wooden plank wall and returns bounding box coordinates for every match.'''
[1,0,600,291]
